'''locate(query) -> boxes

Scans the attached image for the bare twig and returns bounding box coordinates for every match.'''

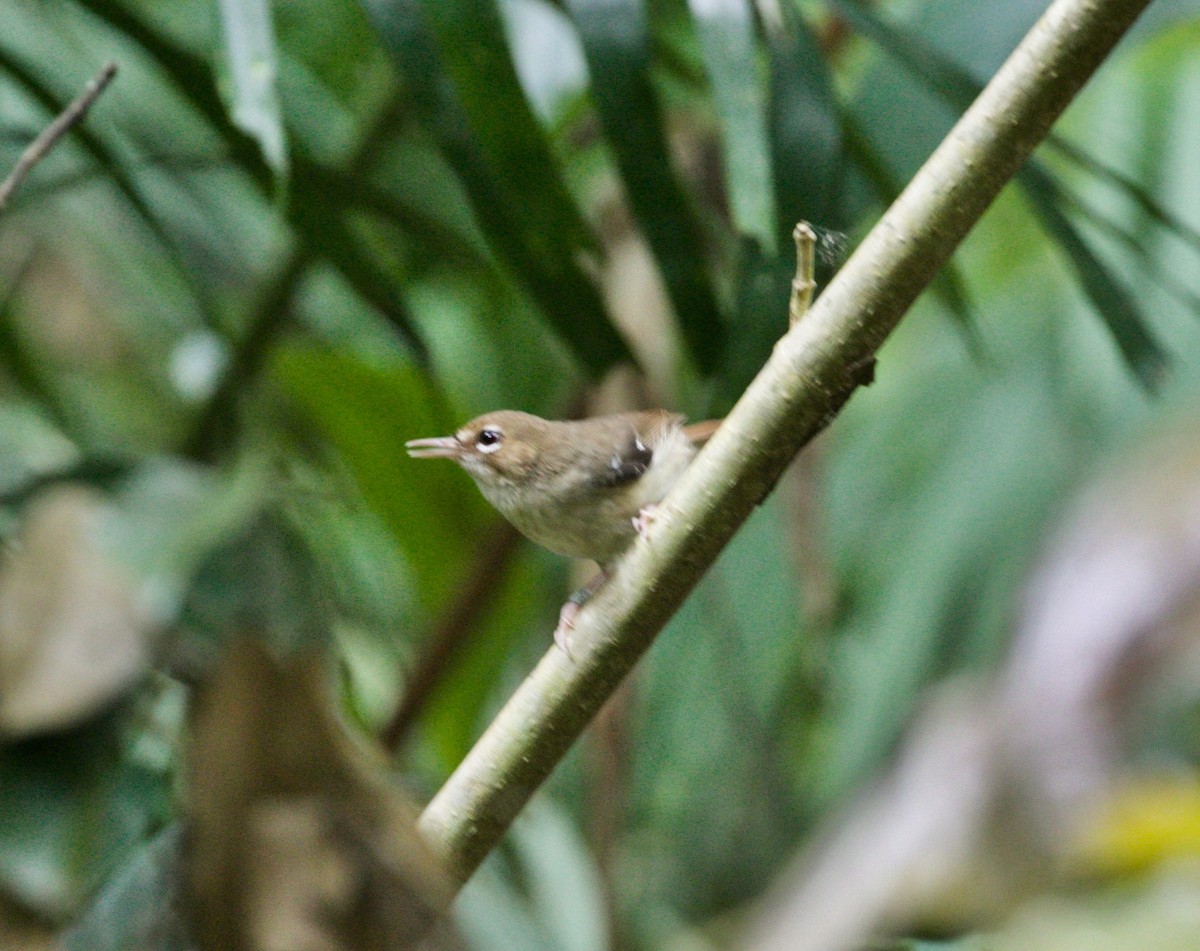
[789,222,817,327]
[0,62,118,216]
[417,0,1155,887]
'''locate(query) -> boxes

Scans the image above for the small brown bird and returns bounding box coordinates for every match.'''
[406,410,719,653]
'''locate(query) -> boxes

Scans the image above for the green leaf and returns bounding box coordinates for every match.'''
[841,109,982,355]
[829,0,978,113]
[1048,174,1200,320]
[835,0,1167,388]
[819,367,1079,798]
[0,710,169,920]
[688,0,777,250]
[288,186,427,354]
[417,546,546,767]
[271,345,486,609]
[563,0,727,373]
[216,0,288,175]
[0,55,190,284]
[0,285,77,435]
[363,0,629,376]
[73,0,272,188]
[296,158,489,267]
[0,403,80,498]
[710,237,793,411]
[511,802,607,951]
[414,0,595,252]
[763,4,843,241]
[61,826,194,951]
[1021,167,1168,391]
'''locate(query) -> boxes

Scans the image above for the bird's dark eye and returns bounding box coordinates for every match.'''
[476,428,503,453]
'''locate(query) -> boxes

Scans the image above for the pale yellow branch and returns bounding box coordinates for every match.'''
[789,222,817,327]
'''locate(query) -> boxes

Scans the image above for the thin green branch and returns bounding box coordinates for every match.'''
[417,0,1155,885]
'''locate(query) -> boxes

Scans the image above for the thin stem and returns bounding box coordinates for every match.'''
[0,62,118,216]
[789,222,817,327]
[416,0,1154,886]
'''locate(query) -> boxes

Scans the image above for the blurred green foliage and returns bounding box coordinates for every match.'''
[2,0,1200,948]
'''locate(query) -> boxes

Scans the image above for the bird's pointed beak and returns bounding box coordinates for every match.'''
[406,436,462,459]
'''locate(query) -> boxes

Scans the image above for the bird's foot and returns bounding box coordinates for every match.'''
[554,570,609,658]
[554,601,580,657]
[632,503,660,539]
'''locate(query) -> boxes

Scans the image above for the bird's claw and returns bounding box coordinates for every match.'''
[632,503,659,539]
[554,601,580,658]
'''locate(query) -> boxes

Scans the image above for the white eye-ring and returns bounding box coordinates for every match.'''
[476,428,503,453]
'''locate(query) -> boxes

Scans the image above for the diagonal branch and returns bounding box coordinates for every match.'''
[417,0,1156,886]
[0,62,118,216]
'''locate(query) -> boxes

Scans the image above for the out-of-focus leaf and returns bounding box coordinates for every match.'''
[0,404,80,498]
[1021,167,1168,391]
[61,826,194,951]
[1000,418,1200,825]
[756,413,1200,948]
[453,800,605,951]
[709,237,793,411]
[980,866,1200,951]
[289,191,426,354]
[0,709,169,920]
[0,55,186,276]
[1046,135,1200,258]
[562,0,727,373]
[296,159,489,266]
[0,487,149,737]
[73,0,271,188]
[271,345,485,609]
[829,0,979,113]
[1077,774,1200,877]
[108,458,269,598]
[1050,181,1200,319]
[763,4,843,240]
[0,284,77,434]
[217,0,288,175]
[364,0,629,376]
[688,0,776,250]
[418,546,546,767]
[0,460,270,722]
[820,366,1078,799]
[455,862,549,951]
[414,0,593,251]
[631,492,803,914]
[77,0,456,349]
[187,641,454,950]
[836,0,1169,386]
[512,803,607,951]
[840,110,982,352]
[0,902,57,951]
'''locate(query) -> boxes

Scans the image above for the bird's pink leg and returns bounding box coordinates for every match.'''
[632,503,660,538]
[554,569,608,657]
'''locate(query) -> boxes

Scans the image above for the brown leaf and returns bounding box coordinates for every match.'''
[0,487,150,736]
[186,641,456,951]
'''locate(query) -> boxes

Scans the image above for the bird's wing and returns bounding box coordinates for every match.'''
[591,411,684,488]
[594,430,655,487]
